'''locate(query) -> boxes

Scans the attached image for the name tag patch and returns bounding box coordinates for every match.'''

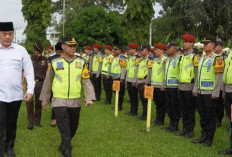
[168,79,179,84]
[201,81,213,87]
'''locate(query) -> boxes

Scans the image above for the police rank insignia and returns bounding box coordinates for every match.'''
[75,62,82,69]
[56,62,64,70]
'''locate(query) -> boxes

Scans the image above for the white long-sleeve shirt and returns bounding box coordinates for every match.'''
[0,43,35,102]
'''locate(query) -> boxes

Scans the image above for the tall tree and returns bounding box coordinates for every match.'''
[65,5,127,47]
[22,0,52,52]
[123,0,154,44]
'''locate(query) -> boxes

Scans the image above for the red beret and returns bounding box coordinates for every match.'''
[93,43,101,49]
[128,43,138,49]
[150,48,154,53]
[46,45,53,51]
[85,45,92,50]
[105,45,113,50]
[155,43,166,50]
[181,34,196,42]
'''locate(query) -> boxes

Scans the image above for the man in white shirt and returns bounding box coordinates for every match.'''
[0,22,35,157]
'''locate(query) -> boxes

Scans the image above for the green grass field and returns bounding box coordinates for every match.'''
[14,90,230,157]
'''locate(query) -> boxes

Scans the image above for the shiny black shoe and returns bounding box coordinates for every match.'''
[27,122,34,130]
[184,131,194,138]
[162,125,172,131]
[6,148,15,157]
[175,130,186,136]
[168,126,178,132]
[218,148,232,155]
[154,120,164,126]
[192,135,206,144]
[203,139,213,147]
[137,115,146,121]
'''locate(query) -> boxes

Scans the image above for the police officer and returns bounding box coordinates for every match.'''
[214,40,225,127]
[40,36,95,157]
[90,44,103,101]
[134,45,150,120]
[0,22,35,157]
[162,41,181,132]
[146,43,167,125]
[126,43,139,116]
[192,36,224,147]
[101,45,113,104]
[26,40,47,129]
[218,49,232,155]
[109,46,127,111]
[176,34,198,138]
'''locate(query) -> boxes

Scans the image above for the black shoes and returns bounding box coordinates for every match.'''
[125,112,137,116]
[162,125,172,131]
[203,139,213,147]
[184,131,194,139]
[175,130,186,136]
[218,148,232,155]
[103,100,111,105]
[137,115,146,121]
[59,146,72,157]
[6,148,15,157]
[192,135,206,144]
[27,122,34,130]
[152,120,164,126]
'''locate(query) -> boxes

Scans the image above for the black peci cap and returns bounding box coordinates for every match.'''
[0,22,14,31]
[166,41,178,48]
[34,40,43,53]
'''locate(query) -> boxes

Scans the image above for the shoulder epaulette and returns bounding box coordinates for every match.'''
[48,54,60,63]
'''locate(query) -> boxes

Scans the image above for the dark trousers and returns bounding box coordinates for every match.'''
[0,101,21,155]
[165,88,180,125]
[153,88,166,122]
[127,82,138,114]
[179,90,196,132]
[197,94,217,140]
[92,74,101,100]
[102,75,113,103]
[26,81,43,124]
[225,92,232,147]
[53,107,81,150]
[51,108,55,120]
[214,91,224,123]
[138,83,148,116]
[113,79,125,110]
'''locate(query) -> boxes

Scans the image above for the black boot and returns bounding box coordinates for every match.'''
[192,131,206,144]
[168,121,178,132]
[218,148,232,155]
[175,128,187,136]
[184,131,194,139]
[203,135,213,147]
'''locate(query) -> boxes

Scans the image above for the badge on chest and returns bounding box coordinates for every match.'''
[56,62,64,70]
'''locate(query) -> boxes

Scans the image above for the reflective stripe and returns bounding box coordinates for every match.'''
[151,81,163,86]
[55,74,62,82]
[76,75,81,81]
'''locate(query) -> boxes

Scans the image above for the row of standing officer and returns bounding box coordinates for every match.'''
[82,34,230,149]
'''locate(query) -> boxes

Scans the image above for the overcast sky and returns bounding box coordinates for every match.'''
[0,0,162,42]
